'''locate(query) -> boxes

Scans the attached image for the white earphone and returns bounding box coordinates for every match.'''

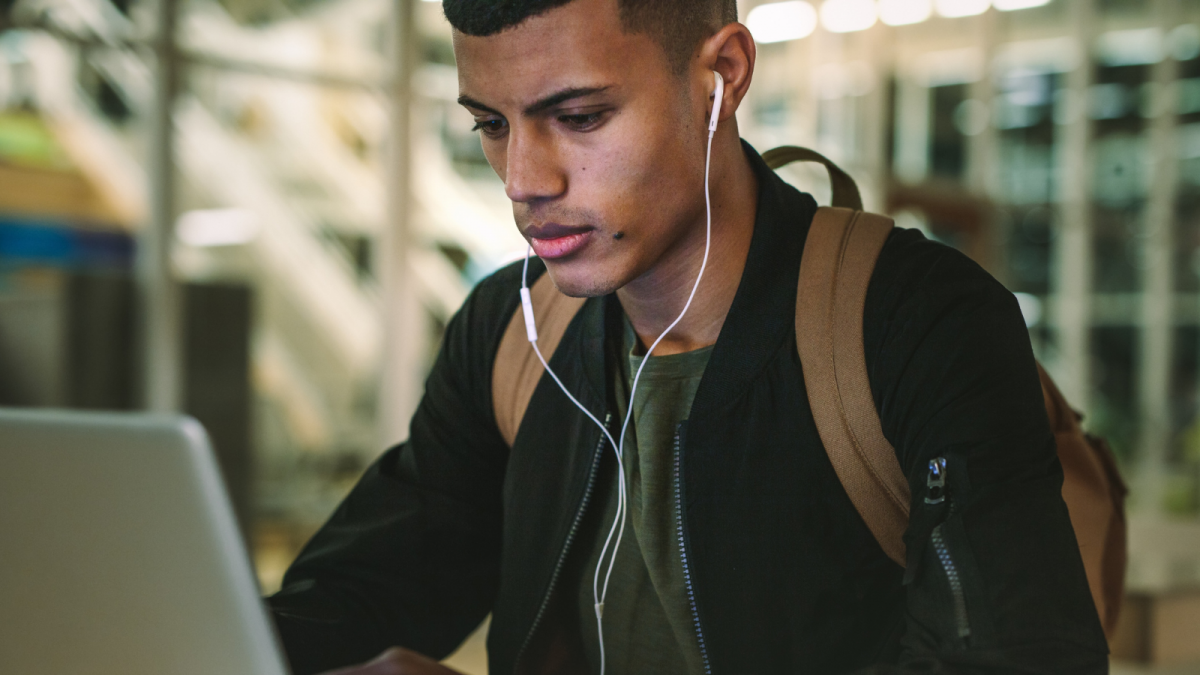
[519,70,724,675]
[709,70,724,132]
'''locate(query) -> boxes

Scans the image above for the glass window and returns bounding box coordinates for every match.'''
[1091,62,1151,293]
[929,83,968,179]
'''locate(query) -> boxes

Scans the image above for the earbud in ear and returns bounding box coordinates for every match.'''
[709,71,724,133]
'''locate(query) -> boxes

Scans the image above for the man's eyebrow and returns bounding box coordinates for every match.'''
[456,95,500,115]
[456,87,611,118]
[522,87,610,115]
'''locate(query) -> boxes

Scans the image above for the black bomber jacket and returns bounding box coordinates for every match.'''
[268,145,1110,675]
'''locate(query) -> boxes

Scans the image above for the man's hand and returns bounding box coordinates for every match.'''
[321,648,467,675]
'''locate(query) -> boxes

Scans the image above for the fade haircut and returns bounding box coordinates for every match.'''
[444,0,737,74]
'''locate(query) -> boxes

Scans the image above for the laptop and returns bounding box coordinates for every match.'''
[0,408,290,675]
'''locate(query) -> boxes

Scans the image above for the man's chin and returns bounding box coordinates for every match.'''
[541,263,622,299]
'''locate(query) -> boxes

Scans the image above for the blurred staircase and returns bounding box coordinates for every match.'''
[1,0,522,518]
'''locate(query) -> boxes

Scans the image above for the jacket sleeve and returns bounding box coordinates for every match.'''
[854,230,1110,674]
[266,271,519,675]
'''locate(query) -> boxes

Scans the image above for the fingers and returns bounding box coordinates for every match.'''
[320,647,467,675]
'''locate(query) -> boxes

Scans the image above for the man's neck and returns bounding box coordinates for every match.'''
[616,131,759,356]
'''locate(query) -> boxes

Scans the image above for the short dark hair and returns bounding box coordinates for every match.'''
[444,0,737,73]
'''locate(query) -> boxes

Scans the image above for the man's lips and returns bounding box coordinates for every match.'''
[525,224,595,260]
[524,222,592,239]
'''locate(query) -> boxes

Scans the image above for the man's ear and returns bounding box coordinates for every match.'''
[698,22,756,124]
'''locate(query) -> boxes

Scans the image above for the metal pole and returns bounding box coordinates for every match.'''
[967,10,1001,280]
[6,21,386,91]
[140,0,182,412]
[966,10,997,198]
[378,0,424,448]
[183,50,384,91]
[860,22,891,212]
[788,22,819,149]
[1136,0,1181,512]
[1054,0,1095,408]
[893,75,930,185]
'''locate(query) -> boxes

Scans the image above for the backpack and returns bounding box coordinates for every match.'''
[490,146,1127,641]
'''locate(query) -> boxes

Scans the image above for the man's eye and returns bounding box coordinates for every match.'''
[471,118,507,137]
[558,112,605,131]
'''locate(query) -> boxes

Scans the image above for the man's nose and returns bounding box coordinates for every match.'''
[504,129,566,204]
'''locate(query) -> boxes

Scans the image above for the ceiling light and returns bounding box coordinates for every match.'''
[993,0,1050,9]
[820,0,878,33]
[176,208,260,247]
[746,1,819,43]
[879,0,932,26]
[935,0,990,18]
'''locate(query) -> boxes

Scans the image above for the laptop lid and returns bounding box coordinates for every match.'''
[0,408,290,675]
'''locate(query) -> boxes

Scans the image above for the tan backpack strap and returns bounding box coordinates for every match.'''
[493,273,587,447]
[762,146,863,211]
[797,206,910,566]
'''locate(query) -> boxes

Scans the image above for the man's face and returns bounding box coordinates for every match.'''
[454,0,709,297]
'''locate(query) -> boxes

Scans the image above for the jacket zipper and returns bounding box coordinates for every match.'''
[931,526,970,640]
[674,427,713,675]
[512,413,611,674]
[926,458,970,641]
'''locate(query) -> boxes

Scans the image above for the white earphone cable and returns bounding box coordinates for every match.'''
[519,75,721,675]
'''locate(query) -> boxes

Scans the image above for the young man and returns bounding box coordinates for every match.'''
[267,0,1110,673]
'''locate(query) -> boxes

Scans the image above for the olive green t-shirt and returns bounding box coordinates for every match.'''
[575,319,712,675]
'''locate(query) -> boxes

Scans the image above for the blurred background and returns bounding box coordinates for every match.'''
[0,0,1198,670]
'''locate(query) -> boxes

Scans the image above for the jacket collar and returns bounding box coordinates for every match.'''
[575,141,818,413]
